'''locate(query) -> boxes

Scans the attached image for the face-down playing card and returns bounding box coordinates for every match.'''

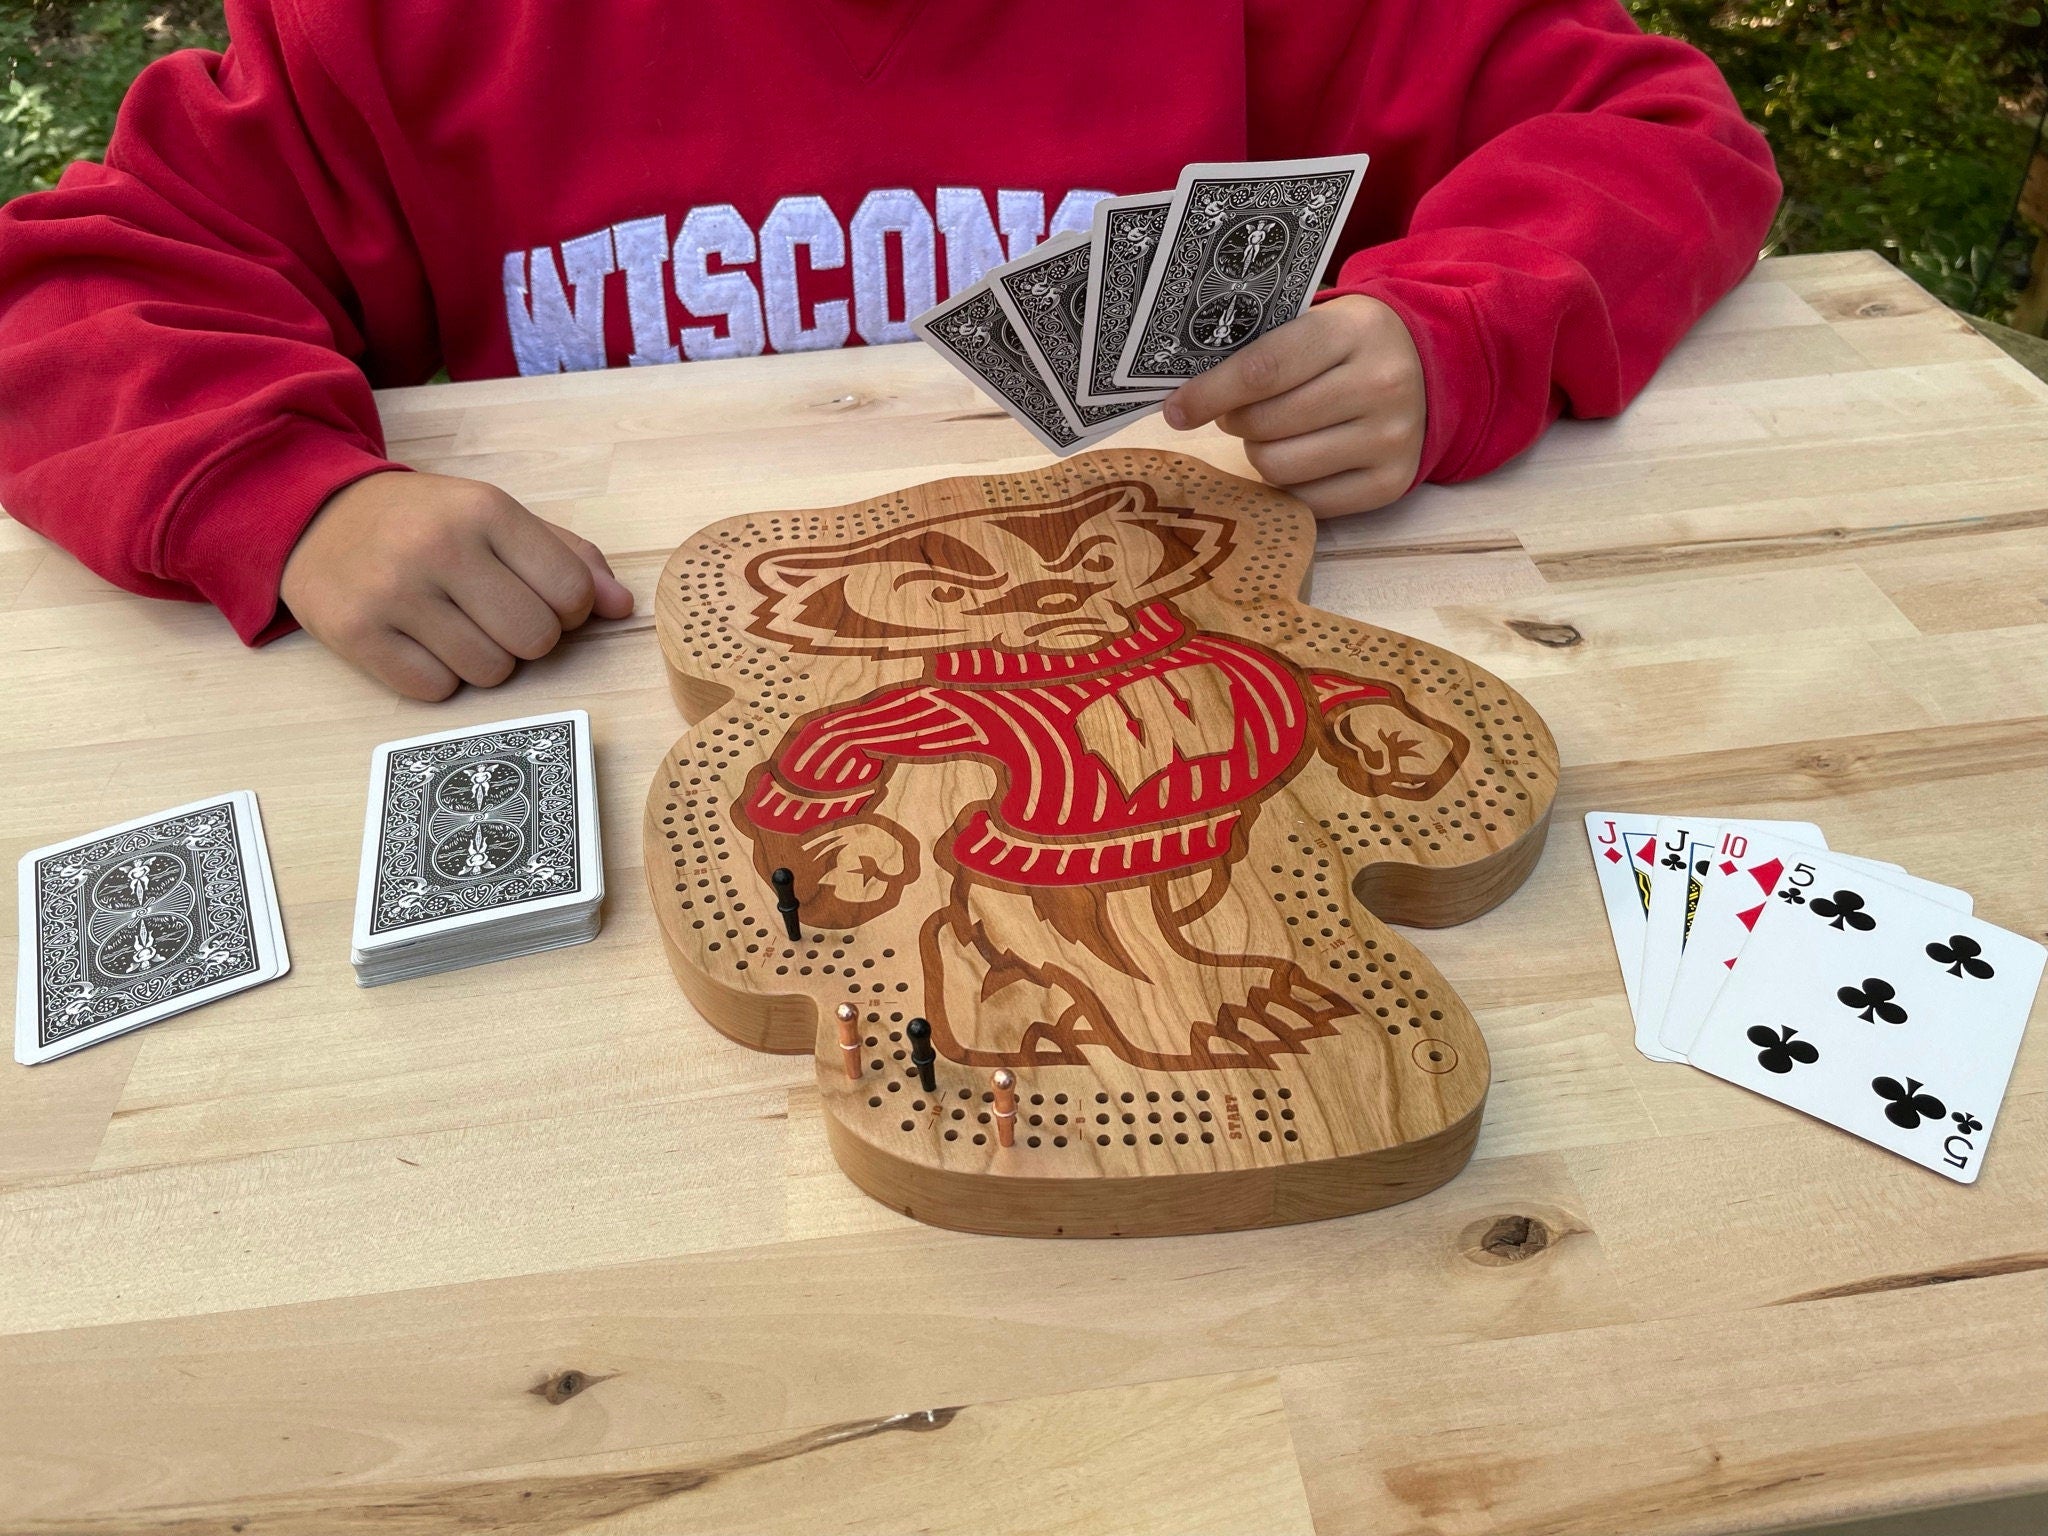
[1116,154,1369,388]
[1076,191,1174,407]
[14,791,287,1064]
[913,280,1093,457]
[1687,849,2044,1183]
[992,231,1163,442]
[352,709,600,959]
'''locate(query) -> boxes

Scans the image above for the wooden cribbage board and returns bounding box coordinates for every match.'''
[645,450,1558,1236]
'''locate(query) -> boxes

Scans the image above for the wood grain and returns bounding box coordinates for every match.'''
[1,252,2044,1533]
[644,451,1557,1235]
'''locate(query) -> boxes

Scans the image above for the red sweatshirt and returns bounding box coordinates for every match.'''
[0,0,1778,644]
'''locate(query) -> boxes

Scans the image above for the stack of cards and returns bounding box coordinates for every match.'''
[914,155,1369,455]
[1587,812,2045,1183]
[351,711,603,987]
[14,792,289,1064]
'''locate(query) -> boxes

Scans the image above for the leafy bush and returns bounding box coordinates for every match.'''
[1629,0,2048,316]
[2,2,224,198]
[3,0,2045,319]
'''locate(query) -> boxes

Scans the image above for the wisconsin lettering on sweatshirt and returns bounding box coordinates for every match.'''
[502,187,1110,376]
[0,0,1779,643]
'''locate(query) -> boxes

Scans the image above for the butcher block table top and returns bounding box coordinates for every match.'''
[3,249,2045,1536]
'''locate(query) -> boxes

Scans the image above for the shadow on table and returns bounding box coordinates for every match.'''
[1775,1491,2048,1536]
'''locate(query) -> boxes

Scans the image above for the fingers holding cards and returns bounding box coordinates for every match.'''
[1115,155,1369,388]
[913,155,1369,456]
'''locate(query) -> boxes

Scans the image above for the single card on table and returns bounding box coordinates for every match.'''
[990,231,1163,440]
[912,281,1092,457]
[15,791,288,1065]
[1115,154,1369,389]
[1075,191,1174,407]
[352,709,600,957]
[1630,816,1824,1062]
[1688,851,2044,1183]
[1656,833,1968,1062]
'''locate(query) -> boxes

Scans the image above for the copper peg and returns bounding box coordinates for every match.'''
[992,1069,1017,1148]
[835,1003,862,1081]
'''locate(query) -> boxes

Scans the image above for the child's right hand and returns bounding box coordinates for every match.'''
[278,471,635,700]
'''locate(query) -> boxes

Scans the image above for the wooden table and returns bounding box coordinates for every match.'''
[4,251,2045,1536]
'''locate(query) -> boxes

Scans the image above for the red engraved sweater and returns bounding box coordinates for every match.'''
[743,604,1390,885]
[0,0,1778,644]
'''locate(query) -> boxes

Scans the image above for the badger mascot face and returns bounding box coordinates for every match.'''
[737,481,1468,1071]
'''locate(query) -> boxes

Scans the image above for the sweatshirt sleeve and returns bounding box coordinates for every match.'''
[1259,0,1780,486]
[0,0,436,643]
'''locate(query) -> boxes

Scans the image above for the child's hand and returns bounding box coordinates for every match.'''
[279,471,635,700]
[1162,294,1425,518]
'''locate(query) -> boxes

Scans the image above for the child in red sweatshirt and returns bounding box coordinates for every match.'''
[0,0,1778,700]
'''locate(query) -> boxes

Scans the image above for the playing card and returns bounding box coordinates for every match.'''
[912,280,1093,456]
[1656,832,1968,1061]
[1585,811,1660,1028]
[1115,154,1369,388]
[990,231,1163,437]
[352,709,600,958]
[1075,191,1174,407]
[1633,817,1824,1062]
[1688,854,2044,1182]
[15,791,288,1065]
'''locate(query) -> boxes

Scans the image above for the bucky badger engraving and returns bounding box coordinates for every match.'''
[737,480,1468,1071]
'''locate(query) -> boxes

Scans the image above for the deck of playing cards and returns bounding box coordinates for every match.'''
[1587,812,2045,1183]
[914,156,1368,454]
[350,710,603,987]
[14,792,289,1064]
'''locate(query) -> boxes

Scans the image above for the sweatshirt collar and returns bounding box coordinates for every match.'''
[933,603,1183,684]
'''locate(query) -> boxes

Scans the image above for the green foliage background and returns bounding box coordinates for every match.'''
[3,0,2045,319]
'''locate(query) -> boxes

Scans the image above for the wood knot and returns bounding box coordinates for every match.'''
[531,1368,616,1405]
[1857,300,1895,317]
[1505,618,1582,649]
[1794,745,1864,779]
[1465,1213,1554,1265]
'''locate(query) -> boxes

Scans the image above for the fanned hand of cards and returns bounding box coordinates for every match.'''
[350,710,604,987]
[14,792,289,1064]
[914,156,1368,454]
[1587,812,2045,1184]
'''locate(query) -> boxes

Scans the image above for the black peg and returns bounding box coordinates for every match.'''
[906,1017,937,1093]
[770,867,801,941]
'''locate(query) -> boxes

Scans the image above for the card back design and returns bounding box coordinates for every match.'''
[24,799,260,1052]
[913,283,1084,455]
[1078,194,1173,406]
[993,233,1159,435]
[1120,158,1367,385]
[365,719,582,937]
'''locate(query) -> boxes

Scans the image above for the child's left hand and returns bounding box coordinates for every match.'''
[1162,294,1425,519]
